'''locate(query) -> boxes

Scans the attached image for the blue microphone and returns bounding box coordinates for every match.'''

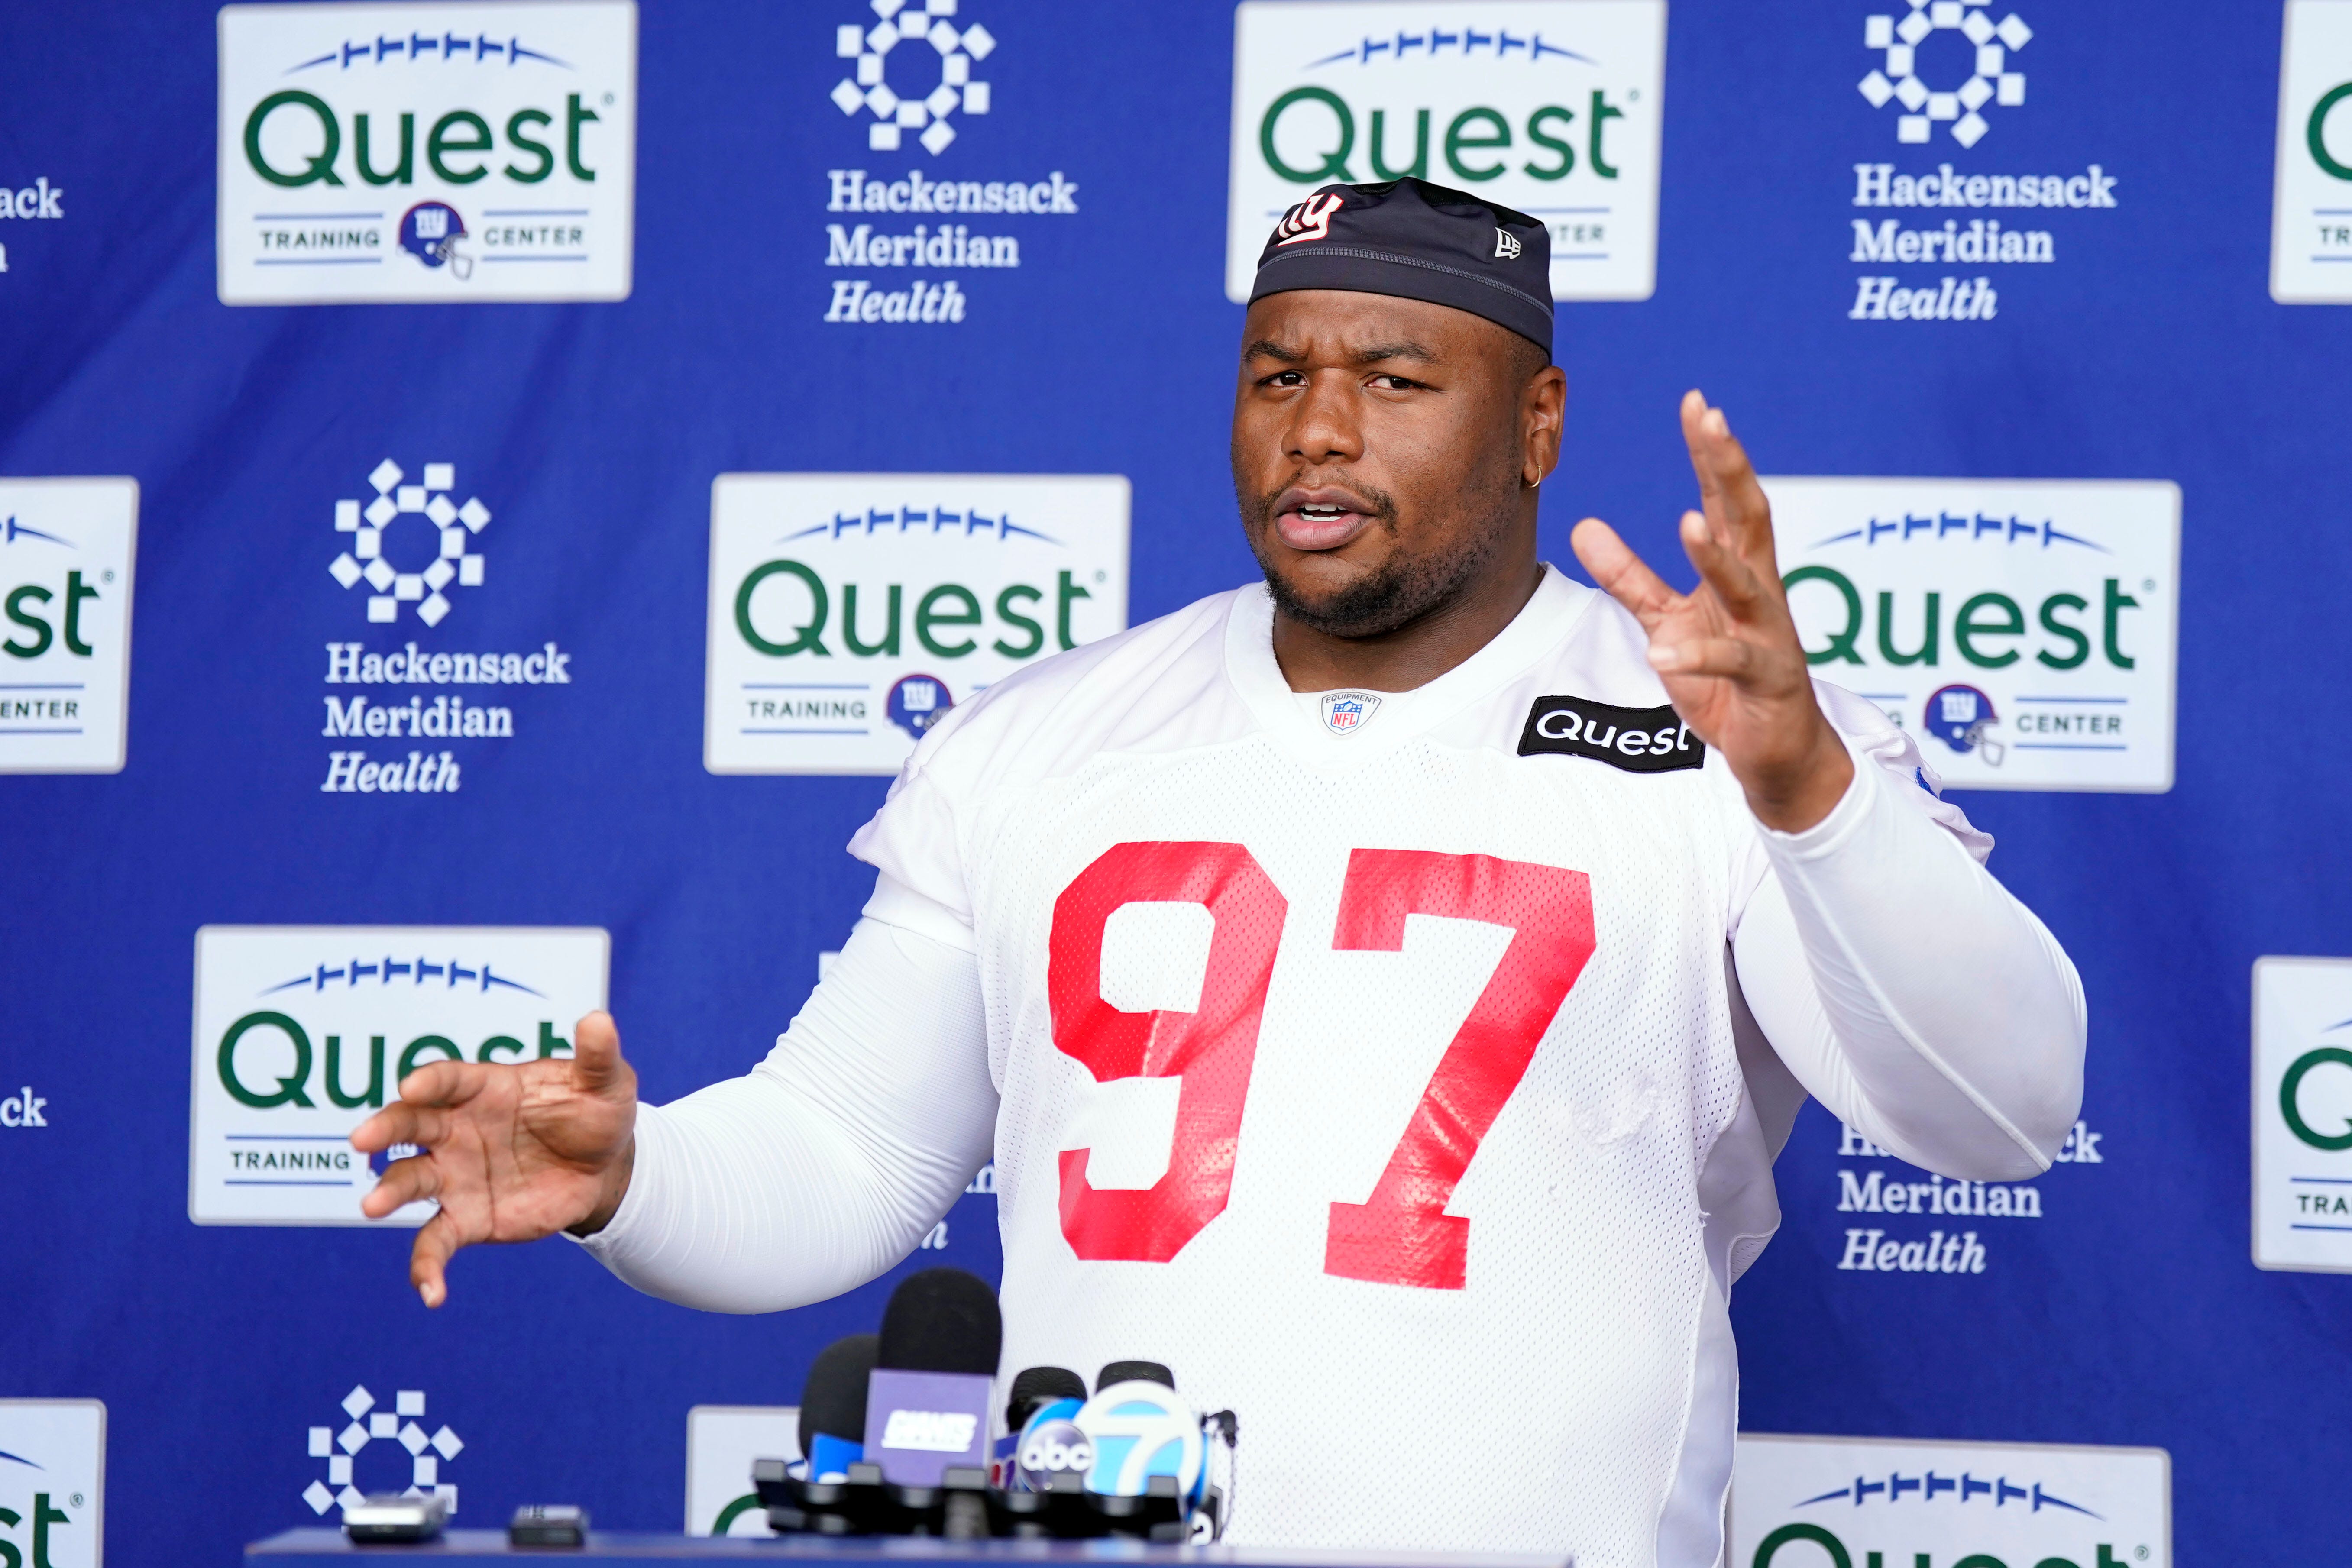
[796,1334,878,1484]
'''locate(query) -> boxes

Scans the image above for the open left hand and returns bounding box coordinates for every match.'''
[1570,391,1854,832]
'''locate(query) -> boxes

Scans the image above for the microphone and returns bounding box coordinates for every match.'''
[1096,1360,1174,1392]
[862,1267,1001,1487]
[1074,1375,1205,1504]
[797,1334,879,1484]
[995,1367,1088,1488]
[1006,1366,1088,1431]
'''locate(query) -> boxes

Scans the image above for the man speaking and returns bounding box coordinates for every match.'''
[353,180,2083,1565]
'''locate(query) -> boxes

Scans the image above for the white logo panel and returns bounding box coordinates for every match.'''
[0,1400,105,1568]
[1733,1433,2169,1568]
[2253,956,2352,1272]
[686,1406,800,1537]
[218,2,637,304]
[1227,0,1666,302]
[1766,477,2180,793]
[190,925,608,1225]
[2273,0,2352,301]
[705,473,1129,776]
[0,480,137,775]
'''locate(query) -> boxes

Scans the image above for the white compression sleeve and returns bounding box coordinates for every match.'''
[578,893,996,1313]
[1732,737,2087,1181]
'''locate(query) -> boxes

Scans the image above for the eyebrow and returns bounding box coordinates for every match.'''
[1241,339,1444,366]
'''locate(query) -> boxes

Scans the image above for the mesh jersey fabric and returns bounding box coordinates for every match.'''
[831,567,2073,1564]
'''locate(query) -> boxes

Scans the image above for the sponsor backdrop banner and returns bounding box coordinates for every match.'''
[1,2,2349,1565]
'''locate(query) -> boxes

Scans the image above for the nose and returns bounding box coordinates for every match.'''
[1284,369,1364,469]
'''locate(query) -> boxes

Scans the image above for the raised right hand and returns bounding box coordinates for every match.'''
[350,1009,639,1308]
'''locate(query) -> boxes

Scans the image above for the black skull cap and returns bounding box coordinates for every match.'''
[1249,177,1553,356]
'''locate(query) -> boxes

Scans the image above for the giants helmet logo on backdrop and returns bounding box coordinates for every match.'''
[1226,0,1667,303]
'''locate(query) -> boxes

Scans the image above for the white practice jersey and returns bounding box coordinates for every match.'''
[839,567,1988,1561]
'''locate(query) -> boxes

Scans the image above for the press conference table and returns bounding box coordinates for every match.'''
[245,1532,1567,1568]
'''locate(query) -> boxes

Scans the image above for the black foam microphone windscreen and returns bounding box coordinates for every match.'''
[1097,1360,1175,1391]
[1003,1365,1088,1432]
[796,1333,880,1460]
[876,1267,1003,1374]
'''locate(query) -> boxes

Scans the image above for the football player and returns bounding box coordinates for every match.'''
[354,179,2083,1565]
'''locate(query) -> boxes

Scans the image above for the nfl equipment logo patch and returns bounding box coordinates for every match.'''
[1319,689,1382,735]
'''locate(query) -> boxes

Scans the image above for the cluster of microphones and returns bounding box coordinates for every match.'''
[751,1268,1236,1542]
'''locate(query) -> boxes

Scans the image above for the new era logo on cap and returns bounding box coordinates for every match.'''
[1495,228,1522,259]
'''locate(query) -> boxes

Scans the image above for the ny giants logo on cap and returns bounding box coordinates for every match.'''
[1272,191,1343,245]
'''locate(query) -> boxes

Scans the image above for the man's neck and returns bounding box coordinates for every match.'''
[1270,556,1546,694]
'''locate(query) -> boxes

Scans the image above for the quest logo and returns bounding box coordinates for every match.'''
[1732,1432,2169,1568]
[217,0,637,304]
[1226,0,1666,303]
[0,480,137,775]
[1765,477,2179,793]
[2252,955,2352,1273]
[704,474,1129,776]
[2272,0,2352,301]
[0,1401,105,1568]
[189,925,608,1225]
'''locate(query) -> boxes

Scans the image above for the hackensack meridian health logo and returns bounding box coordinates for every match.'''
[0,1400,105,1568]
[313,454,579,796]
[1765,477,2180,793]
[830,0,995,156]
[330,459,487,626]
[705,474,1129,775]
[0,478,137,775]
[304,1386,463,1520]
[189,925,608,1225]
[217,0,638,304]
[1857,3,2032,149]
[1842,3,2122,323]
[2271,0,2352,301]
[1226,0,1668,303]
[1732,1432,2170,1568]
[820,0,1087,326]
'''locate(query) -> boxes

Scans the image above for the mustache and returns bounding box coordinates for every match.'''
[1245,473,1404,533]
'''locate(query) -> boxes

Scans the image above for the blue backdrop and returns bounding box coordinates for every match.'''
[1,1,2347,1564]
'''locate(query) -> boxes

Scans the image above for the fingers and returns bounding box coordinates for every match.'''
[570,1010,627,1094]
[1678,508,1766,614]
[1678,390,1777,563]
[1570,517,1677,627]
[1647,634,1764,680]
[349,1067,475,1154]
[352,1098,468,1155]
[410,1209,466,1309]
[361,1152,443,1219]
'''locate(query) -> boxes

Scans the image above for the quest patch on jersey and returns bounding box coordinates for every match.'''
[1516,695,1702,773]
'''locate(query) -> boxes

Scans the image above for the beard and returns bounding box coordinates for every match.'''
[1240,473,1516,641]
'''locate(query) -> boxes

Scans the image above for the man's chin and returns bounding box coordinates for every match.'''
[1262,557,1428,640]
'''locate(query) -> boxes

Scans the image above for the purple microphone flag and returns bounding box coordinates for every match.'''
[862,1368,995,1486]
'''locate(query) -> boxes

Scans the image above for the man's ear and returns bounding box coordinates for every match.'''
[1522,364,1566,487]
